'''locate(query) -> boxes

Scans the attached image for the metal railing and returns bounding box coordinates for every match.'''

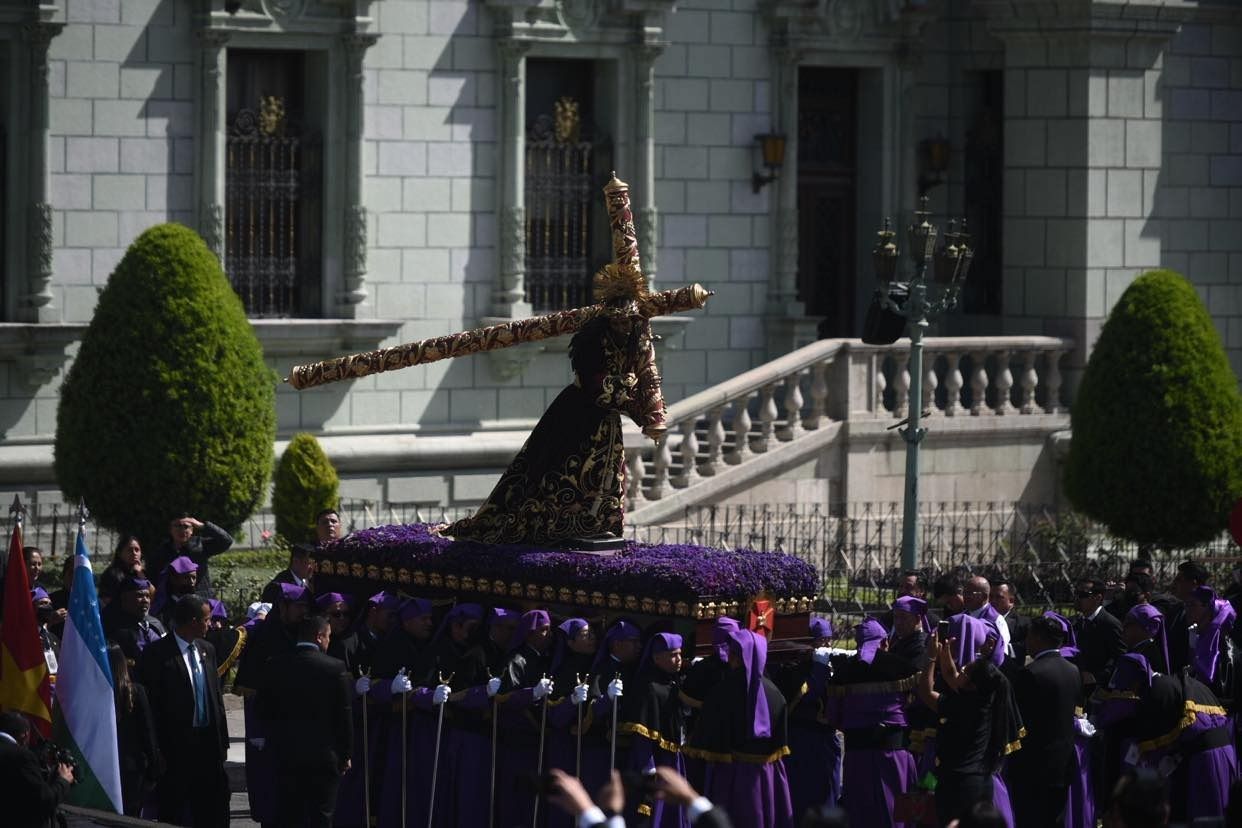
[15,497,1237,616]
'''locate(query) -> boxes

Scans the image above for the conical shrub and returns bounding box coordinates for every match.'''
[54,223,276,545]
[1064,269,1242,547]
[272,432,339,545]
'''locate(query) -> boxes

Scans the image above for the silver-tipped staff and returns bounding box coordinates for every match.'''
[361,667,372,828]
[575,673,584,780]
[397,667,409,828]
[488,669,498,828]
[533,674,551,828]
[427,672,453,828]
[609,672,621,772]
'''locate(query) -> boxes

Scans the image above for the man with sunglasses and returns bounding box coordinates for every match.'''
[1073,579,1124,692]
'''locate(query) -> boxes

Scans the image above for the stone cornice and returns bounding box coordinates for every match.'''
[0,323,83,387]
[485,0,676,45]
[761,0,937,51]
[250,318,405,360]
[974,0,1198,39]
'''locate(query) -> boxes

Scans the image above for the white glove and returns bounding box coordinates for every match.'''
[354,676,372,696]
[248,737,266,750]
[572,683,589,704]
[812,647,832,666]
[486,676,502,697]
[532,677,554,700]
[1074,716,1097,738]
[607,677,624,700]
[391,669,412,695]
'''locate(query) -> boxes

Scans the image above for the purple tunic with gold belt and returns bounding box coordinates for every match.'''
[825,634,918,827]
[686,629,794,828]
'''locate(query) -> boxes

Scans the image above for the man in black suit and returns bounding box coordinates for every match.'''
[138,594,230,827]
[1074,579,1125,693]
[256,614,354,828]
[1007,616,1082,828]
[0,710,74,828]
[259,544,314,604]
[989,578,1029,659]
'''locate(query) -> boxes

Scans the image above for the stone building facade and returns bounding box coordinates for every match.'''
[0,0,1237,510]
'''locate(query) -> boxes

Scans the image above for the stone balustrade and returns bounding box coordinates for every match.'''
[627,336,1073,520]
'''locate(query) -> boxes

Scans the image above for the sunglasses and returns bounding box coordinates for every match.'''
[1076,591,1101,598]
[328,611,346,618]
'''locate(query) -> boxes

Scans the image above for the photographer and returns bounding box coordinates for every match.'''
[0,710,75,828]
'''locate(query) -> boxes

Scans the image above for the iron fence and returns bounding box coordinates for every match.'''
[8,499,1237,625]
[625,502,1242,616]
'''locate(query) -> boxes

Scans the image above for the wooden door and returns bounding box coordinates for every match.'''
[797,67,858,339]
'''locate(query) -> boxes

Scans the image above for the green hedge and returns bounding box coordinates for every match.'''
[272,432,339,545]
[54,223,277,547]
[1064,269,1242,547]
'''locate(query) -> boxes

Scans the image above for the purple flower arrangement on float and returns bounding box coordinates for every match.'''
[323,523,819,603]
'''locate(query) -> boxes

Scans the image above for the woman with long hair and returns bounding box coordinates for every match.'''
[98,536,144,603]
[107,642,159,816]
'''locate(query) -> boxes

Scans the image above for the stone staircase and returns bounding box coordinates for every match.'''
[626,336,1074,524]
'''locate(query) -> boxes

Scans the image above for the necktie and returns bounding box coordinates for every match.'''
[187,643,208,727]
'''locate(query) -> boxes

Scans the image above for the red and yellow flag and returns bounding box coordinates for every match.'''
[0,521,53,736]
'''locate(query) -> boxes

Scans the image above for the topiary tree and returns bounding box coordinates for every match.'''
[272,432,339,545]
[1064,269,1242,548]
[54,223,276,547]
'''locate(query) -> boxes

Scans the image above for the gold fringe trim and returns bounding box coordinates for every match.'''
[787,681,810,710]
[637,804,652,817]
[217,627,247,679]
[823,675,919,697]
[1137,701,1229,754]
[618,722,681,753]
[1093,689,1140,703]
[681,745,792,765]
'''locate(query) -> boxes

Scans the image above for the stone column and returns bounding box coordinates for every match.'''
[21,21,62,323]
[493,39,532,320]
[341,33,379,314]
[769,46,802,317]
[634,44,661,287]
[977,1,1190,398]
[765,46,816,357]
[196,29,230,261]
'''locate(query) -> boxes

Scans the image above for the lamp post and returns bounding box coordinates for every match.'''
[871,197,973,571]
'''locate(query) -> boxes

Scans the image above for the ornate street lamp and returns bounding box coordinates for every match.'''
[871,197,973,571]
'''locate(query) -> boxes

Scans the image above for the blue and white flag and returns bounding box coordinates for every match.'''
[54,527,123,812]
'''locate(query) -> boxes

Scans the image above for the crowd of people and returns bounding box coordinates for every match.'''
[4,506,1242,828]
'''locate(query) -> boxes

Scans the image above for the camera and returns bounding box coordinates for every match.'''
[34,740,79,784]
[937,620,951,640]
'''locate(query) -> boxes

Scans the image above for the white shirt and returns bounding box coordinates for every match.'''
[173,632,203,695]
[973,605,1013,656]
[1086,605,1103,622]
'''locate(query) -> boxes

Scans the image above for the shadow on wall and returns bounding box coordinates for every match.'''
[1150,22,1242,381]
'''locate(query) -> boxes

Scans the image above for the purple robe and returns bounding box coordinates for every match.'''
[784,660,842,814]
[1064,730,1095,828]
[827,622,918,828]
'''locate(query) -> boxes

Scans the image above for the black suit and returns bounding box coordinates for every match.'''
[256,644,354,828]
[1008,650,1081,828]
[0,736,71,828]
[259,567,311,605]
[1076,608,1124,690]
[150,522,234,598]
[138,633,230,827]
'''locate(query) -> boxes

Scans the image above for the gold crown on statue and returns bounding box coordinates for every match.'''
[593,262,649,304]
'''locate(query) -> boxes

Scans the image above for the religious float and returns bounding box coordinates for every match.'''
[287,174,820,653]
